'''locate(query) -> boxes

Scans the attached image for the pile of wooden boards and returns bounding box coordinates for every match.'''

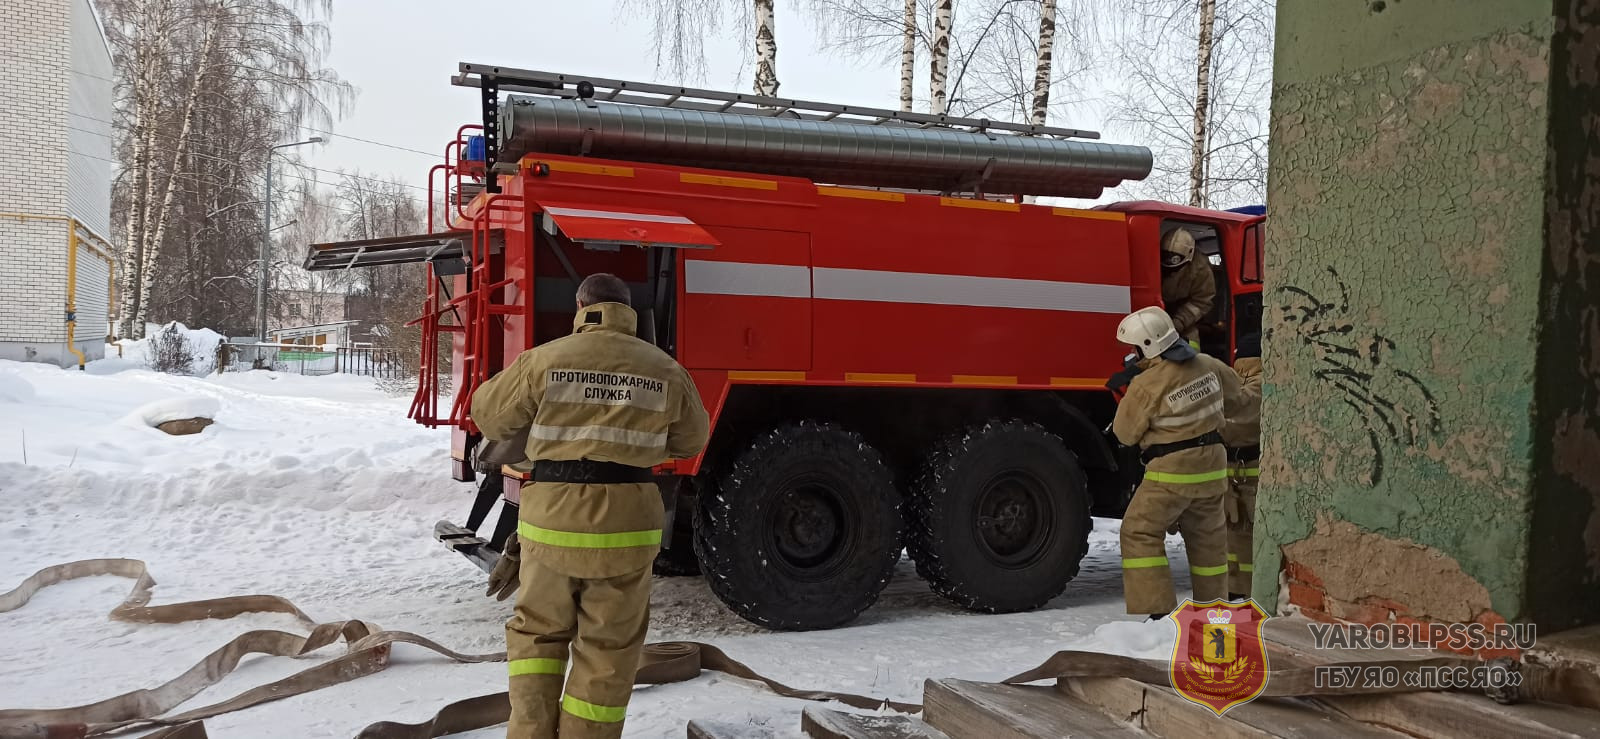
[687,617,1600,739]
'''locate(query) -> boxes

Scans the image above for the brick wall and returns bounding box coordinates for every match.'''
[1,0,112,361]
[0,219,69,344]
[1284,559,1521,661]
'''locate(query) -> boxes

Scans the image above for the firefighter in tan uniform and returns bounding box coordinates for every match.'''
[1159,229,1216,348]
[471,273,710,739]
[1110,307,1242,618]
[1221,332,1262,599]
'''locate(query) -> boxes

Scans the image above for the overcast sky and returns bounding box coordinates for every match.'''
[298,0,1124,209]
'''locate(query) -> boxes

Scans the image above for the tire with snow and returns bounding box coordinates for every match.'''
[908,421,1092,613]
[694,422,903,630]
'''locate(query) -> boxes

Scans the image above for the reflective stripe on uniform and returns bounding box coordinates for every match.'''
[562,694,627,723]
[508,658,566,676]
[1144,468,1229,484]
[1122,556,1170,569]
[1189,340,1200,349]
[1226,553,1238,562]
[529,422,667,448]
[1238,563,1254,573]
[1232,466,1260,477]
[519,521,662,549]
[1191,564,1229,577]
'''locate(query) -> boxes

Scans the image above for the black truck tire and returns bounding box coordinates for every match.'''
[908,420,1092,613]
[694,421,903,630]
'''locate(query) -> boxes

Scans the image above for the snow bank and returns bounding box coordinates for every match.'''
[106,321,226,376]
[0,370,35,404]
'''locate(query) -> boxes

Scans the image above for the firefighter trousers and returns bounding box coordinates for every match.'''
[1120,481,1228,615]
[506,556,652,739]
[1227,466,1259,597]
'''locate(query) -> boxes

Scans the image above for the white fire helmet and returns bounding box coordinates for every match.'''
[1117,306,1182,358]
[1161,229,1196,268]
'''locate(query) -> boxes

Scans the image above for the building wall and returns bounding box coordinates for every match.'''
[0,0,113,366]
[1258,0,1557,627]
[0,219,70,345]
[1527,0,1600,630]
[66,0,114,239]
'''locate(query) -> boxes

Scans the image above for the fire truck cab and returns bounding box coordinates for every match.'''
[304,65,1265,631]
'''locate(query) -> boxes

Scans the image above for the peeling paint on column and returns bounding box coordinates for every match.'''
[1258,0,1560,620]
[1526,0,1600,630]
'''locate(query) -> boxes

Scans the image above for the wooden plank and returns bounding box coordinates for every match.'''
[921,678,1146,738]
[1264,616,1600,738]
[800,706,950,739]
[1062,668,1406,738]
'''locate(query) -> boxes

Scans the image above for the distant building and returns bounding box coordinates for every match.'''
[274,289,347,328]
[270,320,359,350]
[0,0,114,368]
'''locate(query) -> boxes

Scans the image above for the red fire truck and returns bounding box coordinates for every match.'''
[305,65,1266,631]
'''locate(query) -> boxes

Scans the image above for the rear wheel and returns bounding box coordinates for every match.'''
[908,421,1092,613]
[694,421,903,630]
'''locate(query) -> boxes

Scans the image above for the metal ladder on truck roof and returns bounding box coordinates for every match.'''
[451,62,1104,193]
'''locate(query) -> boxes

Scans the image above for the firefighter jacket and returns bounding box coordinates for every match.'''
[470,302,711,577]
[1222,357,1262,450]
[1161,257,1216,342]
[1112,352,1244,495]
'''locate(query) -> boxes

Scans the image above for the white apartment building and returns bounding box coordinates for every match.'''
[0,0,114,368]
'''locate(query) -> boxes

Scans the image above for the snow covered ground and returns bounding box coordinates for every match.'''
[0,356,1195,738]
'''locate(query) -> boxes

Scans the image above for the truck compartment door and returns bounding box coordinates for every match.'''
[680,228,812,371]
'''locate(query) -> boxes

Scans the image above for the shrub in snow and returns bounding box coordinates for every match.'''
[150,324,197,375]
[112,322,224,375]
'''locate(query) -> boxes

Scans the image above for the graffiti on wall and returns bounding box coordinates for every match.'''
[1273,267,1444,486]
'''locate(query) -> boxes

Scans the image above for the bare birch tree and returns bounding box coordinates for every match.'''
[623,0,781,95]
[1188,0,1215,205]
[1105,0,1272,208]
[900,0,918,110]
[754,0,781,95]
[930,0,954,114]
[1028,0,1058,125]
[810,0,924,109]
[102,0,351,338]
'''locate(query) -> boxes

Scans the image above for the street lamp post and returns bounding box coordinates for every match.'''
[256,137,322,341]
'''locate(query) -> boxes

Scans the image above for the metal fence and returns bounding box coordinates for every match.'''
[218,343,408,379]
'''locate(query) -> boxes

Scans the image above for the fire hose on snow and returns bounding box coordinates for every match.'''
[2,559,1598,739]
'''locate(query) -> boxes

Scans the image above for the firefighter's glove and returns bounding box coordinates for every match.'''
[1106,353,1144,392]
[486,535,522,601]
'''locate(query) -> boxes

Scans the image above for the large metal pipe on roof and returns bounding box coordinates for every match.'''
[499,97,1153,199]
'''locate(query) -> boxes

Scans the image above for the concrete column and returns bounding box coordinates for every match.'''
[1257,0,1599,634]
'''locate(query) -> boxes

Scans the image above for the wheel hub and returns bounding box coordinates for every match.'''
[974,471,1053,567]
[768,482,851,577]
